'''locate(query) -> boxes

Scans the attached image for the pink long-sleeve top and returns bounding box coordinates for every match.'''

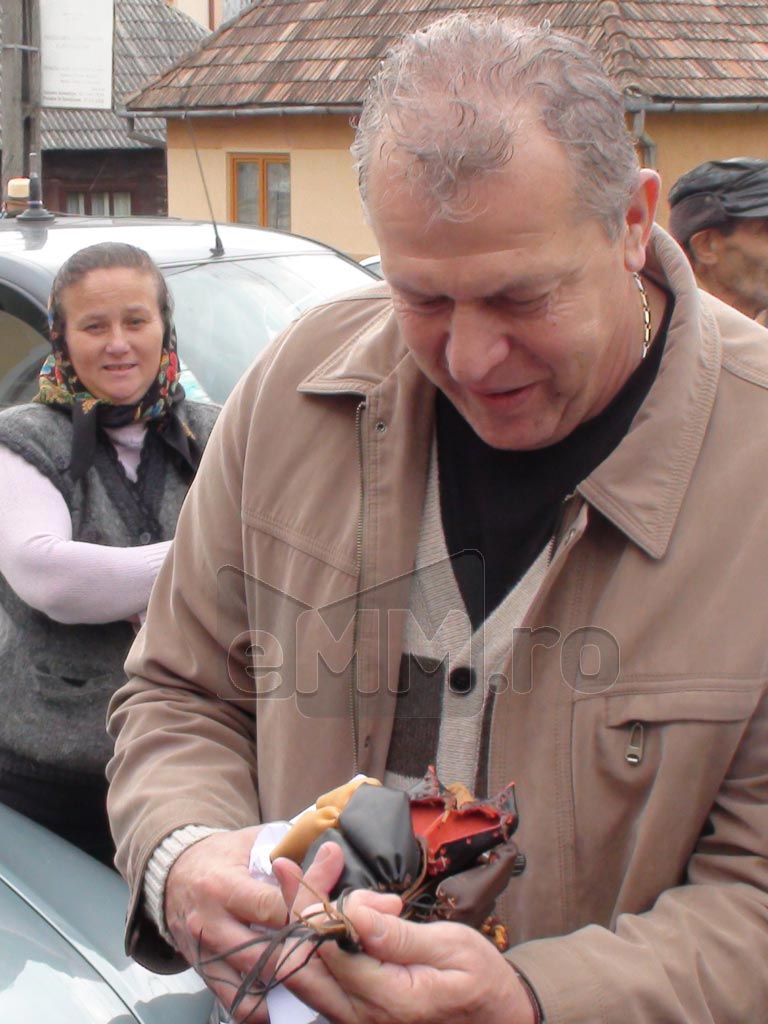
[0,423,171,624]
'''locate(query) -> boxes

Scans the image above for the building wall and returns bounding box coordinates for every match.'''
[165,109,768,256]
[644,111,768,228]
[166,0,217,29]
[42,149,167,217]
[166,115,377,259]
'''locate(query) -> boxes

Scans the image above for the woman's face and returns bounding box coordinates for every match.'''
[58,267,165,405]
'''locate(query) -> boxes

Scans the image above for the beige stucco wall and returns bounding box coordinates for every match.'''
[165,109,768,256]
[167,0,217,29]
[166,116,377,261]
[643,111,768,229]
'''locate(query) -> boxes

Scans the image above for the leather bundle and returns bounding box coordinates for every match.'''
[280,768,526,950]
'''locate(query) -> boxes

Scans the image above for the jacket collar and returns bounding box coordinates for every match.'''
[299,227,721,560]
[579,227,721,559]
[298,298,409,397]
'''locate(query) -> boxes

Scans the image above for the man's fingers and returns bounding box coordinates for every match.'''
[196,955,269,1024]
[273,841,346,917]
[343,890,460,968]
[195,917,314,1020]
[222,871,288,929]
[169,879,289,980]
[271,856,303,908]
[300,841,346,907]
[166,827,286,929]
[175,908,275,979]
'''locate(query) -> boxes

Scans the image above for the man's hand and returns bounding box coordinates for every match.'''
[164,827,288,1021]
[272,843,537,1024]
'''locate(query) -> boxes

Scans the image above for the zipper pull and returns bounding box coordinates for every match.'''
[625,722,644,765]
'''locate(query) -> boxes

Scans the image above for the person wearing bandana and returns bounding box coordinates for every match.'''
[0,242,218,865]
[668,157,768,324]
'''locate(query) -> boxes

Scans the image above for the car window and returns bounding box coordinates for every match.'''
[0,290,49,409]
[361,255,383,278]
[166,253,371,404]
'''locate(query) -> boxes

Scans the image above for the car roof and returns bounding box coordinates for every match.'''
[0,215,337,274]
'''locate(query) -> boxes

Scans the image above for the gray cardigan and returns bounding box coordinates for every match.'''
[0,400,218,776]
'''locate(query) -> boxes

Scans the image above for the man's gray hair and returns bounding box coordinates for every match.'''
[351,13,640,238]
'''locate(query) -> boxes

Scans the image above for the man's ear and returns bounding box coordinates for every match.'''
[623,169,660,273]
[687,228,722,268]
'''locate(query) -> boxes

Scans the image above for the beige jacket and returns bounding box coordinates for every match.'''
[108,228,768,1021]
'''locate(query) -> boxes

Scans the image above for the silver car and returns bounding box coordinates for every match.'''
[0,802,218,1022]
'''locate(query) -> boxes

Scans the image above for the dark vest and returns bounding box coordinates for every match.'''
[0,401,218,777]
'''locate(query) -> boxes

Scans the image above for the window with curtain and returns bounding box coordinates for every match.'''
[230,155,290,230]
[63,191,132,216]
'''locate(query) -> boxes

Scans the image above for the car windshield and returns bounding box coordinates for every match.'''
[166,252,370,404]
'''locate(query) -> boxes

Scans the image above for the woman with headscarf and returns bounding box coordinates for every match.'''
[0,241,219,865]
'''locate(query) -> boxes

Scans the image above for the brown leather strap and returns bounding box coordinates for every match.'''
[514,970,544,1024]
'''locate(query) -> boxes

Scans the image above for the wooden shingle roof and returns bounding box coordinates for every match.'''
[126,0,768,115]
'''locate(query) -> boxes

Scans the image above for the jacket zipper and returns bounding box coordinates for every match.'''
[553,489,578,549]
[349,399,367,774]
[625,721,644,765]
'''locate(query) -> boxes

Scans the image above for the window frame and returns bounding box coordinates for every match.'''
[228,153,290,229]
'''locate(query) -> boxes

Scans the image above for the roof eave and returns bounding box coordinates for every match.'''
[121,103,363,119]
[624,90,768,113]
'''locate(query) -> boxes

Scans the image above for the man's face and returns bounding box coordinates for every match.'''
[368,126,649,451]
[707,218,768,319]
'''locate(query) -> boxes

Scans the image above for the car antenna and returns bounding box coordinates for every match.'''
[17,170,55,223]
[184,115,225,257]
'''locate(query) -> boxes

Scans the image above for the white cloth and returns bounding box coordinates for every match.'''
[0,424,171,624]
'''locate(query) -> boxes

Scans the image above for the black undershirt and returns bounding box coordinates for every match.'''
[437,295,673,630]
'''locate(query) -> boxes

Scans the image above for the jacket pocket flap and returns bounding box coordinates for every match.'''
[604,687,760,727]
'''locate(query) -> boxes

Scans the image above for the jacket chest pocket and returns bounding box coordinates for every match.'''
[569,686,763,923]
[602,687,760,769]
[571,687,761,862]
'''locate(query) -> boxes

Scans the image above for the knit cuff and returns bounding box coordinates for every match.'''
[144,824,227,947]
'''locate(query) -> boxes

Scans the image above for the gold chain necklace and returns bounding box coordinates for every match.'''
[634,272,652,360]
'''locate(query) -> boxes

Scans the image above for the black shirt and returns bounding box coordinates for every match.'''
[437,296,673,629]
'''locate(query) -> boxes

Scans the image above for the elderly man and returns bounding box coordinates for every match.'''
[668,157,768,323]
[107,13,768,1024]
